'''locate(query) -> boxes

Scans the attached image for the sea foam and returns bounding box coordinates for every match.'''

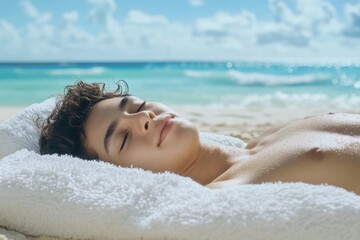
[184,69,330,86]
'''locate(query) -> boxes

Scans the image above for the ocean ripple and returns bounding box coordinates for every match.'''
[49,67,106,76]
[184,69,330,86]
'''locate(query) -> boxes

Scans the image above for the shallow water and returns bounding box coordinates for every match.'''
[0,61,359,108]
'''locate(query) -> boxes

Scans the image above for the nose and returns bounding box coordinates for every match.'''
[124,110,155,135]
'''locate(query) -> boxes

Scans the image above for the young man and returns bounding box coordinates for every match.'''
[40,81,360,195]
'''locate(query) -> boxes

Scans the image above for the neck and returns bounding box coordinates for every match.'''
[180,139,244,185]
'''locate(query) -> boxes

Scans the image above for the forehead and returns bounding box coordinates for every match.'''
[82,97,121,153]
[84,96,141,131]
[92,97,121,112]
[90,95,140,114]
[84,98,118,137]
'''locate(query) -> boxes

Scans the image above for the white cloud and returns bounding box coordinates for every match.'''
[295,0,339,35]
[0,20,19,38]
[125,10,169,25]
[19,0,54,55]
[87,0,123,44]
[1,0,360,62]
[189,0,204,7]
[21,0,52,23]
[63,11,79,24]
[21,0,38,18]
[88,0,116,23]
[259,0,340,47]
[194,10,257,41]
[343,3,360,38]
[60,11,94,47]
[269,0,294,24]
[0,20,22,55]
[269,0,339,33]
[257,23,311,47]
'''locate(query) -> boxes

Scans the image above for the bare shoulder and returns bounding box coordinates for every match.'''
[208,112,360,193]
[299,112,360,135]
[266,112,359,133]
[246,112,360,150]
[300,112,360,123]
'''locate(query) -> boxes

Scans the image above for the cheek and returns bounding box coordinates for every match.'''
[153,103,177,115]
[119,140,165,171]
[116,119,200,173]
[120,142,150,168]
[172,120,199,149]
[162,119,200,171]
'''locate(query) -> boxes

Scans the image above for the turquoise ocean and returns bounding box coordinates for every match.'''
[0,62,359,109]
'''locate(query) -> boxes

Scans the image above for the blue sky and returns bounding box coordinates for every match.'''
[0,0,360,62]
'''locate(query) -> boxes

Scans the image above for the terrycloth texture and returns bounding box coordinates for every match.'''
[0,227,27,240]
[0,98,56,159]
[1,149,360,240]
[1,98,359,239]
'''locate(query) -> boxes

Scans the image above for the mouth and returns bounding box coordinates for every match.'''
[157,115,174,146]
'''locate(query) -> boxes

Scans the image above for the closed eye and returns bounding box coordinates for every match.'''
[120,132,128,151]
[120,100,146,152]
[136,100,146,112]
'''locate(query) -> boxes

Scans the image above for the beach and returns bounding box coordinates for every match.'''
[1,62,359,142]
[0,107,23,124]
[176,105,360,141]
[2,104,358,143]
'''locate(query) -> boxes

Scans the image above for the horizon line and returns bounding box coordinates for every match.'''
[1,58,360,66]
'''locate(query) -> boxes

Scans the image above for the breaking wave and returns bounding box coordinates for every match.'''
[184,69,331,86]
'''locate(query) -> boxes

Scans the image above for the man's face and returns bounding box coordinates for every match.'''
[83,96,200,174]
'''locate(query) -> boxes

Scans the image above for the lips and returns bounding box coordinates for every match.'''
[157,115,174,146]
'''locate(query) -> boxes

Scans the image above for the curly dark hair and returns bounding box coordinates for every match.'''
[39,80,129,160]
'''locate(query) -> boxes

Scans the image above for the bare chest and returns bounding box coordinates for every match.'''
[213,113,360,192]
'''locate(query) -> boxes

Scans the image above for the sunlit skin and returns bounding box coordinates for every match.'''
[84,96,201,175]
[84,96,360,195]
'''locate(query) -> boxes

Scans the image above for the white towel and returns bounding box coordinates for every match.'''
[1,146,360,240]
[1,99,360,239]
[0,98,56,159]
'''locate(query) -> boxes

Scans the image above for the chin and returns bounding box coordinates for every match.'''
[167,116,199,152]
[175,117,199,139]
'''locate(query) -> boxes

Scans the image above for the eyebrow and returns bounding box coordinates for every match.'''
[103,97,129,153]
[119,96,128,111]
